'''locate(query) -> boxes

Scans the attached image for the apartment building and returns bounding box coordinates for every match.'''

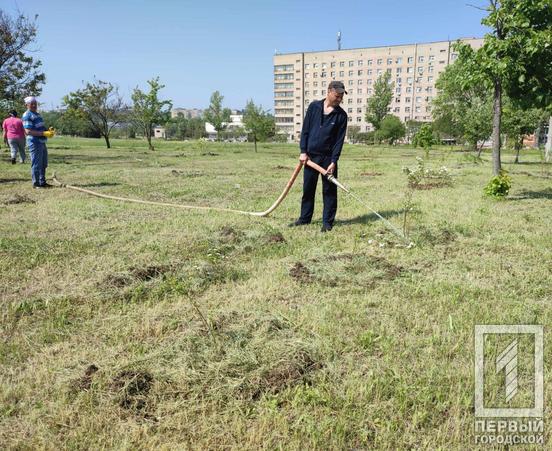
[273,38,483,141]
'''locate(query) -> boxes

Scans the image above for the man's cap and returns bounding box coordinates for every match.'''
[328,80,347,94]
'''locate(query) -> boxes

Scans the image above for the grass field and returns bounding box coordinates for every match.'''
[1,137,551,449]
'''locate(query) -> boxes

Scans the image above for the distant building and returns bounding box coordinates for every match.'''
[273,37,484,141]
[205,110,244,140]
[171,108,203,119]
[153,126,166,139]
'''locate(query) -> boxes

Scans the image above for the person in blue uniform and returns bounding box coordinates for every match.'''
[290,81,348,232]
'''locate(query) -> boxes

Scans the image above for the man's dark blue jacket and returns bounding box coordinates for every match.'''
[299,99,348,164]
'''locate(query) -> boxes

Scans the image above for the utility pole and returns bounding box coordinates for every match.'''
[337,31,342,50]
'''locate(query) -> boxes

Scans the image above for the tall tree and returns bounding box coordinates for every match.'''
[0,9,45,106]
[63,79,125,148]
[204,91,231,141]
[455,0,552,175]
[365,71,393,130]
[242,100,275,152]
[347,125,361,144]
[502,101,543,163]
[433,60,493,154]
[377,115,406,145]
[131,77,172,151]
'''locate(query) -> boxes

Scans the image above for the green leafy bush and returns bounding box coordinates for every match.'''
[483,172,511,198]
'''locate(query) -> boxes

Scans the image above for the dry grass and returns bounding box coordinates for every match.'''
[1,137,551,449]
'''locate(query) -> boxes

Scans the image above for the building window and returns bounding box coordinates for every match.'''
[358,60,363,66]
[367,88,373,95]
[416,77,423,83]
[305,73,310,78]
[339,71,344,77]
[418,66,424,73]
[305,91,310,96]
[274,83,294,89]
[451,53,458,60]
[357,107,362,113]
[405,107,411,112]
[407,67,413,73]
[275,91,294,97]
[357,98,362,103]
[357,117,362,122]
[348,70,353,76]
[396,77,402,84]
[313,90,318,95]
[322,63,327,69]
[348,116,352,122]
[313,63,318,68]
[418,56,425,63]
[348,98,353,104]
[367,59,373,65]
[358,79,363,85]
[386,68,392,74]
[339,61,345,67]
[377,58,383,65]
[349,60,354,66]
[407,56,414,63]
[313,81,318,87]
[367,69,372,75]
[415,97,422,103]
[313,72,318,78]
[274,100,293,106]
[331,71,335,77]
[396,67,402,74]
[274,64,294,72]
[331,61,336,68]
[367,79,373,85]
[348,80,353,86]
[407,77,413,83]
[377,69,382,75]
[321,72,327,78]
[358,70,363,76]
[406,87,412,93]
[427,86,433,93]
[405,97,411,103]
[357,88,363,94]
[304,64,310,69]
[416,86,422,93]
[393,107,400,113]
[396,57,403,64]
[348,107,353,113]
[428,66,434,73]
[415,106,421,113]
[396,87,401,94]
[429,55,435,61]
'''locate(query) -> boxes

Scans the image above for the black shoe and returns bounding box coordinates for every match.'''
[34,183,44,189]
[41,182,53,188]
[288,220,309,228]
[11,158,16,165]
[320,224,333,233]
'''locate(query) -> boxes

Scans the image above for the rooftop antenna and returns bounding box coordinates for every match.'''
[337,30,342,50]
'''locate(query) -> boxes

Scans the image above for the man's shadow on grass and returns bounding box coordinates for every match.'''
[334,209,403,226]
[74,182,121,188]
[0,177,28,184]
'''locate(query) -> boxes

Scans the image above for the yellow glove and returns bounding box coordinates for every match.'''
[43,128,55,139]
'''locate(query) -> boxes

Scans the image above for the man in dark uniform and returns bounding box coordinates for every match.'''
[290,81,348,232]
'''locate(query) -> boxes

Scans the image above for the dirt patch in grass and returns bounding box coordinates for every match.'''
[2,194,36,205]
[360,172,383,177]
[265,232,286,244]
[201,152,219,156]
[171,169,203,177]
[273,165,292,170]
[112,370,154,411]
[70,364,99,392]
[131,265,172,281]
[289,262,313,284]
[410,182,451,190]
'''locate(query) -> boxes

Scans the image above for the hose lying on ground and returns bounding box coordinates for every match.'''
[52,161,411,244]
[52,162,303,217]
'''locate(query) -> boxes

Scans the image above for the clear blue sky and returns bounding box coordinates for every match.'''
[5,0,487,111]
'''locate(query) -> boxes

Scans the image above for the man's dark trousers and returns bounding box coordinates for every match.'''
[299,154,337,227]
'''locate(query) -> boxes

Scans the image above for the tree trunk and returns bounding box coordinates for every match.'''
[514,146,520,164]
[147,134,154,151]
[254,135,257,153]
[104,134,111,149]
[545,116,552,162]
[491,79,502,176]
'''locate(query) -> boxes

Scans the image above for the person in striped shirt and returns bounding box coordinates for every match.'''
[22,96,55,188]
